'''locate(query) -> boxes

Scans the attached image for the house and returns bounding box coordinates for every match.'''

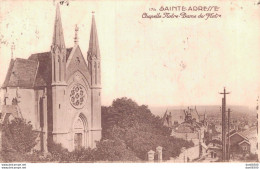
[227,130,251,156]
[206,139,222,160]
[171,120,206,145]
[163,107,206,128]
[166,107,207,145]
[163,110,185,127]
[240,127,257,154]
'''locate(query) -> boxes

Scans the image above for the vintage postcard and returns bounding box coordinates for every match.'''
[0,0,259,166]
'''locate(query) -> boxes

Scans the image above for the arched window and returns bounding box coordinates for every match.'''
[58,55,61,81]
[53,57,56,81]
[98,62,100,83]
[94,62,97,84]
[74,118,84,130]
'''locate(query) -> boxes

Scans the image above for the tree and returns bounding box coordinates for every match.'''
[1,118,39,162]
[102,97,171,139]
[101,97,194,161]
[2,118,38,153]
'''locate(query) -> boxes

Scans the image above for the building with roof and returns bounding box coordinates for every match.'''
[171,121,206,146]
[206,138,222,160]
[0,4,102,152]
[227,130,251,158]
[163,107,207,145]
[240,127,257,154]
[163,107,207,128]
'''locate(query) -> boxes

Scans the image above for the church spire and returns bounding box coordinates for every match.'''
[87,12,101,87]
[51,3,66,84]
[52,4,65,49]
[88,12,100,59]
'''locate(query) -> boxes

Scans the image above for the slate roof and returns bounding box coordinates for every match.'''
[240,127,257,139]
[162,109,185,127]
[2,58,38,88]
[238,140,250,145]
[2,59,15,88]
[2,48,73,88]
[175,122,195,133]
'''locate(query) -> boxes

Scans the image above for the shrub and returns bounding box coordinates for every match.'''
[1,118,39,162]
[94,139,139,162]
[2,118,38,153]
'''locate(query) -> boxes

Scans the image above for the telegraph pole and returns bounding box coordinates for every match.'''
[227,108,231,161]
[219,87,230,162]
[256,96,259,162]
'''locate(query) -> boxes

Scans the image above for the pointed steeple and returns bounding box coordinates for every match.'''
[87,12,101,87]
[88,12,100,59]
[51,3,66,84]
[52,4,65,49]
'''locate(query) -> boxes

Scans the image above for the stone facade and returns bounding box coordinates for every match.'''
[0,4,102,152]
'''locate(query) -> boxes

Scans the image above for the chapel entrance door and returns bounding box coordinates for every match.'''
[73,114,88,150]
[74,133,83,151]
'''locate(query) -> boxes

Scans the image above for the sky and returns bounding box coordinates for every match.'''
[0,0,260,108]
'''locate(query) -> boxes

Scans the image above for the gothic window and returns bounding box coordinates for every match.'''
[94,62,97,84]
[58,55,61,81]
[74,118,84,130]
[98,62,101,83]
[53,58,56,81]
[76,57,80,65]
[70,84,87,109]
[12,98,18,105]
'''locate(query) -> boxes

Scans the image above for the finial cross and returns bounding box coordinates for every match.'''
[11,42,15,59]
[74,24,79,44]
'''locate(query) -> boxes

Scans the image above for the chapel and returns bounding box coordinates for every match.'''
[0,4,102,152]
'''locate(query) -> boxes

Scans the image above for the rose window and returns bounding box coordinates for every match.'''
[70,84,87,109]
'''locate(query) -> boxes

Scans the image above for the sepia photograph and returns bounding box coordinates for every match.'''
[0,0,259,166]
